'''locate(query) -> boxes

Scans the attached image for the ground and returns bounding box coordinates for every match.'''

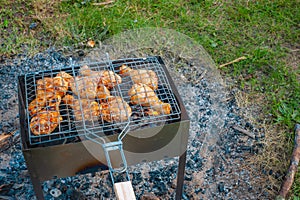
[0,41,285,199]
[0,0,299,199]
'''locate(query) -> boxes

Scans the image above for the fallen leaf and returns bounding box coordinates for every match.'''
[87,40,95,48]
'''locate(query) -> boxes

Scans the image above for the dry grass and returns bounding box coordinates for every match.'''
[234,88,296,197]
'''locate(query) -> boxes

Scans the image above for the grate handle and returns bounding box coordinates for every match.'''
[101,141,130,185]
[118,122,130,141]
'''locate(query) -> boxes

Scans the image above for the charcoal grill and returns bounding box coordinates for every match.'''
[18,56,190,199]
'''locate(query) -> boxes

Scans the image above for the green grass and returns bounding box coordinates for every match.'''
[1,0,300,198]
[61,0,299,128]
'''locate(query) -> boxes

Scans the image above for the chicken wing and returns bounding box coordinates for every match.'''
[63,94,101,121]
[128,83,171,115]
[30,109,62,135]
[100,96,132,123]
[119,65,158,90]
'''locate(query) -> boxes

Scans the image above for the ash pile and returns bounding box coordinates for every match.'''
[0,47,269,200]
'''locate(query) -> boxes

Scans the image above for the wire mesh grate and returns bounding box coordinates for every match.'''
[22,56,181,146]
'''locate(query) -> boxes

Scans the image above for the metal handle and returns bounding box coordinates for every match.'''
[118,122,130,141]
[102,141,130,185]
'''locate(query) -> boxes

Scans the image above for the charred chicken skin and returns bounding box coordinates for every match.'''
[128,83,171,115]
[63,94,101,121]
[119,65,158,90]
[100,96,132,123]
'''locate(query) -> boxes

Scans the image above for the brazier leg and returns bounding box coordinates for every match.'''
[30,176,44,200]
[175,151,187,200]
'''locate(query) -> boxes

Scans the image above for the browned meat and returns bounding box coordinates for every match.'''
[63,94,101,121]
[100,96,132,123]
[28,97,47,116]
[79,65,122,89]
[30,109,62,135]
[119,65,158,90]
[36,76,69,99]
[128,83,171,115]
[96,84,111,102]
[70,76,98,99]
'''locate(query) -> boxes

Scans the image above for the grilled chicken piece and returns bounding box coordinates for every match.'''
[79,65,122,89]
[30,109,62,135]
[56,71,74,88]
[98,70,122,89]
[47,95,62,111]
[79,65,96,77]
[28,94,62,116]
[119,65,158,90]
[29,72,72,135]
[36,76,69,99]
[63,95,101,121]
[28,97,47,116]
[100,96,132,123]
[96,84,111,102]
[70,76,98,99]
[128,83,171,115]
[144,108,161,116]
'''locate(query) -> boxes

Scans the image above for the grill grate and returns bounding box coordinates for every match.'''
[23,56,181,146]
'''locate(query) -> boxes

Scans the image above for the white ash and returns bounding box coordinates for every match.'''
[0,49,271,200]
